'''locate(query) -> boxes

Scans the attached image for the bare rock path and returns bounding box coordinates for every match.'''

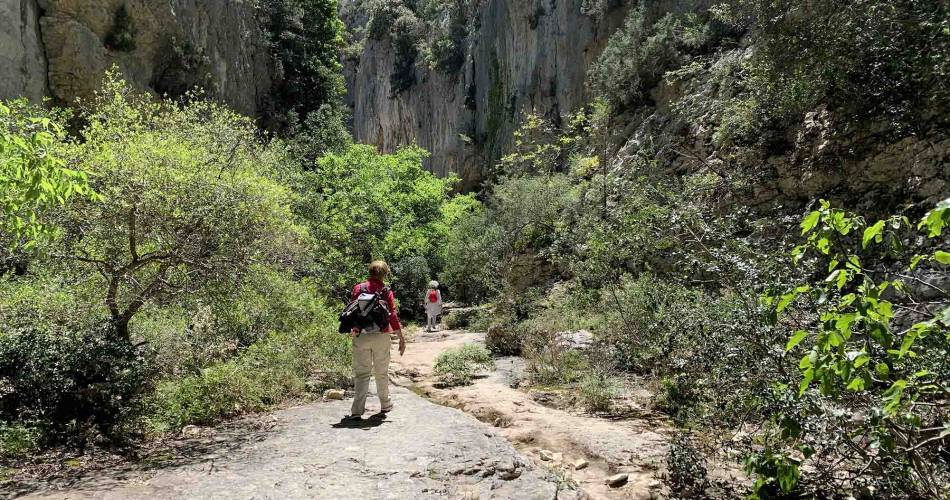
[394,329,675,500]
[16,387,561,499]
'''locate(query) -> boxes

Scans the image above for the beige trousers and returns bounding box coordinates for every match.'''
[351,332,392,416]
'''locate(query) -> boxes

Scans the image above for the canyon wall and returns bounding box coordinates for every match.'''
[344,0,627,187]
[0,0,274,116]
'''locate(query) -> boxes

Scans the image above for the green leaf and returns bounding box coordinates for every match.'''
[801,210,821,235]
[934,250,950,265]
[786,330,807,352]
[846,377,866,391]
[853,353,870,368]
[862,220,885,248]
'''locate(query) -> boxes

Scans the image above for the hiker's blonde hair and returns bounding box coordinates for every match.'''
[369,260,390,280]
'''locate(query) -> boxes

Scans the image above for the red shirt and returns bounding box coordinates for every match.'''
[351,278,402,332]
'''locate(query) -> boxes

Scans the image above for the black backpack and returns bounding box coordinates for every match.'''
[339,284,391,334]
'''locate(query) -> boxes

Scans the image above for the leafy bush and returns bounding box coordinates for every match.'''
[149,325,349,431]
[715,0,949,136]
[432,344,494,386]
[667,431,709,498]
[750,201,950,498]
[0,322,150,445]
[485,324,521,356]
[104,5,137,52]
[442,307,488,330]
[578,372,617,413]
[391,254,432,318]
[440,210,504,304]
[0,100,94,248]
[589,6,717,109]
[260,0,347,133]
[55,73,308,341]
[299,144,460,294]
[0,424,39,459]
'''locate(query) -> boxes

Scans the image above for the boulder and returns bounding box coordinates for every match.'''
[605,473,629,487]
[324,389,346,400]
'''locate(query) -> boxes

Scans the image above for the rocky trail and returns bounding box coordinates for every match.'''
[394,329,675,500]
[8,326,743,500]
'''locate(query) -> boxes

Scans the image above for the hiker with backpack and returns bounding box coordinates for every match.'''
[424,281,443,332]
[338,260,406,419]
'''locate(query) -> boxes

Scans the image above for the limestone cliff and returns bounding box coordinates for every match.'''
[343,0,627,188]
[0,0,274,117]
[344,0,947,203]
[0,0,48,102]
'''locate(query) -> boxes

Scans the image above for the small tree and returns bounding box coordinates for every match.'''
[56,75,307,340]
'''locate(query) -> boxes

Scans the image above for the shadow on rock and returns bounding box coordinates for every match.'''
[1,418,275,498]
[331,413,390,430]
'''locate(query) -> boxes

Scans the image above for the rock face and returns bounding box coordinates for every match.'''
[344,0,627,188]
[0,0,48,102]
[0,0,274,116]
[344,0,947,203]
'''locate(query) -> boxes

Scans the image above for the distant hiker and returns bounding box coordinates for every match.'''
[424,280,443,332]
[343,260,406,419]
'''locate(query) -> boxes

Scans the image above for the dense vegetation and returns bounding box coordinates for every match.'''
[0,67,470,456]
[341,0,477,92]
[1,0,947,498]
[439,0,949,497]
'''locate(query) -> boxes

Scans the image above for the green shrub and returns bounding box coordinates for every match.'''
[391,254,432,318]
[0,424,40,459]
[440,211,504,304]
[442,307,488,330]
[589,7,715,109]
[717,0,949,136]
[149,326,349,431]
[485,324,521,356]
[432,344,494,386]
[750,201,950,498]
[578,372,617,413]
[667,431,709,497]
[0,322,150,445]
[104,5,137,52]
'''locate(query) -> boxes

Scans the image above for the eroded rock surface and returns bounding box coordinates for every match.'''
[20,387,559,499]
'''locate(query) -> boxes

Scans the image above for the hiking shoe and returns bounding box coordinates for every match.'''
[343,414,362,421]
[380,404,394,413]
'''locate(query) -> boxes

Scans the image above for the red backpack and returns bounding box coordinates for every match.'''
[428,289,438,303]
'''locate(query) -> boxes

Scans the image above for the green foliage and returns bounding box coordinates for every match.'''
[440,208,504,304]
[0,424,39,459]
[667,431,709,498]
[578,372,617,413]
[260,0,348,133]
[149,325,349,430]
[296,144,460,306]
[485,324,522,356]
[0,322,149,445]
[589,5,718,110]
[0,100,95,249]
[717,0,949,136]
[756,200,950,497]
[352,0,473,95]
[442,307,488,330]
[104,5,137,52]
[432,344,494,386]
[56,73,307,339]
